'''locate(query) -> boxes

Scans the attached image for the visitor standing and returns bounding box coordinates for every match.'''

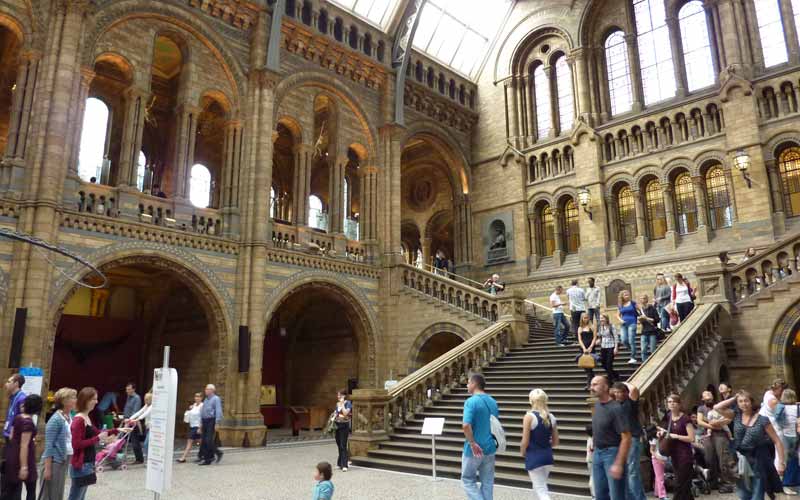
[127,393,152,459]
[616,290,639,364]
[597,315,620,382]
[333,390,352,472]
[41,388,77,500]
[780,389,800,495]
[483,274,505,296]
[68,387,112,500]
[521,389,558,500]
[650,431,668,500]
[178,393,203,463]
[759,378,787,428]
[567,280,587,339]
[461,373,499,500]
[696,391,735,493]
[611,382,646,500]
[590,376,631,500]
[123,383,144,464]
[4,374,27,441]
[2,394,42,500]
[577,313,597,391]
[657,393,696,500]
[550,286,571,346]
[653,273,672,332]
[715,390,785,500]
[198,384,223,466]
[586,278,601,328]
[637,294,660,362]
[671,273,695,322]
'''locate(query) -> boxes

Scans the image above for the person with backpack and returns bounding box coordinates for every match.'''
[520,389,559,500]
[461,373,501,500]
[671,273,696,322]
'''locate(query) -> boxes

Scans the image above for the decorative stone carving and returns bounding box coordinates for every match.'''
[404,81,479,133]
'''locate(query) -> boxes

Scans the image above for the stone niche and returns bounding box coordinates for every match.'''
[483,212,514,265]
[605,279,632,307]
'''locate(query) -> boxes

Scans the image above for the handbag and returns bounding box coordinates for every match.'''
[480,397,506,453]
[578,354,596,369]
[324,412,337,435]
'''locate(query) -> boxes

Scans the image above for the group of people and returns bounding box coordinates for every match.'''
[550,273,697,390]
[0,376,225,500]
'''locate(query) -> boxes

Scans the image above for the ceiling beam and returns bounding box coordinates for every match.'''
[391,0,427,125]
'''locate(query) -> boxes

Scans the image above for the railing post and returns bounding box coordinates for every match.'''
[498,289,529,348]
[349,389,391,457]
[695,262,734,306]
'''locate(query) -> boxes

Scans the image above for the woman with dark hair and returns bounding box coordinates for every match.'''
[657,393,696,500]
[597,314,619,382]
[2,394,43,500]
[68,388,113,500]
[41,388,77,500]
[333,390,352,472]
[715,390,785,500]
[671,273,695,322]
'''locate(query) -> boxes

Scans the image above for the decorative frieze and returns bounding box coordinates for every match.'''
[404,81,479,133]
[186,0,259,31]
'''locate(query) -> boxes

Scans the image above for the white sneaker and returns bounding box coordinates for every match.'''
[627,358,638,364]
[784,488,797,496]
[342,467,348,472]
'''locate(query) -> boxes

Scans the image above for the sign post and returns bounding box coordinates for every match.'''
[420,417,445,481]
[146,347,178,499]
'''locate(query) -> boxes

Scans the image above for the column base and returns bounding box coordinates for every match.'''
[527,254,541,273]
[665,231,678,251]
[608,241,620,259]
[636,235,649,255]
[217,418,267,447]
[553,249,565,267]
[772,212,786,237]
[696,225,711,243]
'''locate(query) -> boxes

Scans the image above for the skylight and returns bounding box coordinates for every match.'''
[412,0,512,79]
[328,0,402,28]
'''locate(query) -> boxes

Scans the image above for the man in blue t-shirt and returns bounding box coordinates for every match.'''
[461,373,499,500]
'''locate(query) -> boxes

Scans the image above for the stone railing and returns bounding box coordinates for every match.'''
[349,321,513,455]
[266,247,380,280]
[754,71,800,124]
[399,263,500,321]
[271,220,372,264]
[627,303,726,423]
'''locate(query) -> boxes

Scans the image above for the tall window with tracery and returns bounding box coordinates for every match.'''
[537,204,555,256]
[644,179,667,239]
[679,1,715,91]
[534,65,551,138]
[755,0,788,68]
[77,97,109,183]
[563,199,580,253]
[136,151,146,192]
[309,194,324,229]
[604,31,633,116]
[189,164,212,208]
[555,56,574,132]
[674,173,698,234]
[779,147,800,217]
[617,186,637,244]
[634,0,676,104]
[705,166,732,229]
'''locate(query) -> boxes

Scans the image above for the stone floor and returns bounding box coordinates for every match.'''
[89,443,742,500]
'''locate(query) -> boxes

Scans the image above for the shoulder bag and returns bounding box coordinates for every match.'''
[480,396,506,453]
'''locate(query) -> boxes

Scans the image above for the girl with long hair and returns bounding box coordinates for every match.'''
[597,314,620,382]
[616,290,639,364]
[671,273,695,322]
[577,313,597,391]
[520,389,559,500]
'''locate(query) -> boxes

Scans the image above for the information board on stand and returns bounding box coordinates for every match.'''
[421,417,445,481]
[146,347,178,498]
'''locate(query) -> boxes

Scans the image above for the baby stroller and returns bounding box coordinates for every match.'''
[95,426,134,473]
[662,455,712,496]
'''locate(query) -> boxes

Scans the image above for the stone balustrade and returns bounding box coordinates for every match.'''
[399,263,499,321]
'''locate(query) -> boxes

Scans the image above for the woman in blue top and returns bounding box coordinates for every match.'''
[41,387,77,500]
[312,461,334,500]
[520,389,559,500]
[616,290,639,365]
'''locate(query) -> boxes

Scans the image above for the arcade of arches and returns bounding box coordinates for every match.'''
[3,0,800,449]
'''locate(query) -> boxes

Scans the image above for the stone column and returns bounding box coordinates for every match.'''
[377,124,404,261]
[767,161,786,232]
[329,155,346,233]
[703,4,722,79]
[735,0,756,72]
[552,207,565,266]
[666,17,688,97]
[3,51,41,163]
[118,87,147,188]
[173,105,200,200]
[625,34,645,112]
[528,212,540,271]
[572,48,592,125]
[453,194,473,271]
[360,165,379,258]
[606,195,620,258]
[597,47,611,121]
[525,76,536,143]
[663,186,678,249]
[292,144,311,226]
[221,120,243,236]
[545,66,557,138]
[634,190,649,253]
[693,175,711,242]
[508,78,520,145]
[498,289,530,348]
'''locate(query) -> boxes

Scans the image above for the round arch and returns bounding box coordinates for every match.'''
[407,322,471,372]
[276,115,305,144]
[0,9,30,46]
[400,123,471,195]
[263,272,379,386]
[770,299,800,386]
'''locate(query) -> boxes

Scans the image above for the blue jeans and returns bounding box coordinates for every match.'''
[737,473,764,500]
[462,452,496,500]
[588,308,600,326]
[68,463,94,500]
[656,304,670,331]
[619,322,637,359]
[625,439,647,500]
[553,313,570,344]
[593,447,626,500]
[640,335,657,362]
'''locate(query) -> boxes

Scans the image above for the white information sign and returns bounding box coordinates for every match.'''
[19,367,43,426]
[421,417,445,436]
[146,364,178,496]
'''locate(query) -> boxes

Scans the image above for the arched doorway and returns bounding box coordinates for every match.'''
[0,23,22,158]
[786,323,800,390]
[414,332,464,369]
[50,257,227,435]
[261,282,372,433]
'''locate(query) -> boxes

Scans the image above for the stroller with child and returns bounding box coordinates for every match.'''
[646,424,712,497]
[95,424,135,473]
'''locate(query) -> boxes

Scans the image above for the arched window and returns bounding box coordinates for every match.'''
[644,179,667,239]
[189,163,211,208]
[674,173,698,234]
[794,0,800,47]
[604,31,633,116]
[755,0,788,68]
[534,65,551,138]
[563,199,580,253]
[634,0,677,104]
[555,57,574,132]
[309,194,324,229]
[779,147,800,217]
[270,186,276,219]
[679,1,715,91]
[617,186,637,244]
[136,151,146,192]
[705,166,732,229]
[77,97,110,183]
[537,204,556,256]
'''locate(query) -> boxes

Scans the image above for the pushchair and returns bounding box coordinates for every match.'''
[662,453,712,496]
[95,425,134,473]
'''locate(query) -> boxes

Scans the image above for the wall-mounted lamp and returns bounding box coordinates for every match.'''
[578,188,593,220]
[733,149,752,188]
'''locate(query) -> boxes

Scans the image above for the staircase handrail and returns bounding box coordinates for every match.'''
[726,230,800,273]
[627,303,724,421]
[414,262,488,289]
[721,231,800,302]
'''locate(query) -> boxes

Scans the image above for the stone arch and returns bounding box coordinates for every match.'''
[494,11,576,81]
[47,248,234,398]
[400,120,471,195]
[93,51,135,81]
[664,160,695,182]
[0,10,29,47]
[694,150,728,173]
[769,299,800,383]
[407,322,471,372]
[605,173,636,198]
[85,0,245,106]
[263,271,379,386]
[633,165,665,188]
[764,131,800,161]
[423,209,451,238]
[273,70,377,159]
[528,191,555,211]
[553,186,578,206]
[276,115,305,144]
[199,89,233,117]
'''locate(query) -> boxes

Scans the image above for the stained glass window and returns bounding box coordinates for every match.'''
[674,173,698,234]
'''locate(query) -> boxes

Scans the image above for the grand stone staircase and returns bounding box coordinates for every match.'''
[352,315,644,495]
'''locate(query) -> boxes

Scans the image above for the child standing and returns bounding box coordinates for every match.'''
[312,462,334,500]
[650,434,668,500]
